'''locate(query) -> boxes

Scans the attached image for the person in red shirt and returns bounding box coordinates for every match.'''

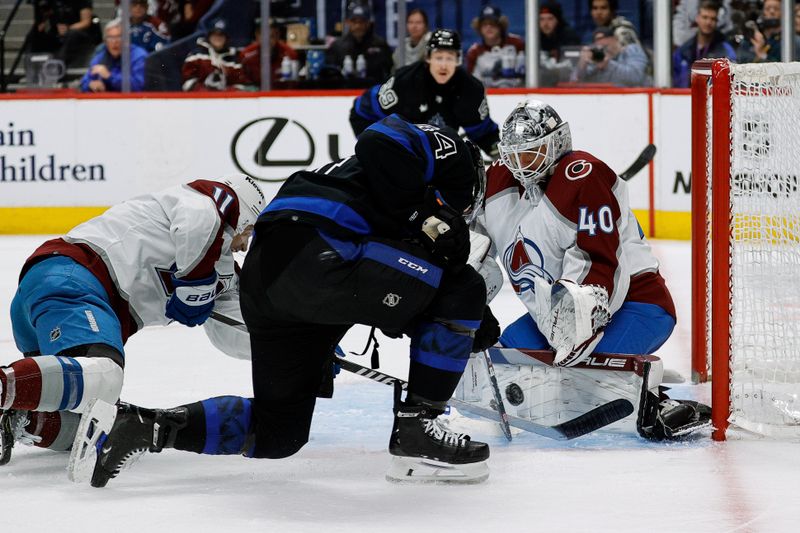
[240,20,298,87]
[181,18,250,92]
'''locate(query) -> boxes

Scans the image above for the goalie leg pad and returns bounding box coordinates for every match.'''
[386,456,489,484]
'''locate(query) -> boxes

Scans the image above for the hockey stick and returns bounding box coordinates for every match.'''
[619,143,656,181]
[210,312,634,441]
[480,350,513,441]
[334,355,633,441]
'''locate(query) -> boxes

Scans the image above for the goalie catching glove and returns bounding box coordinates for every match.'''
[165,272,218,327]
[532,277,611,367]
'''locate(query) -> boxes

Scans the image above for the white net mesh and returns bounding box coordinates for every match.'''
[725,63,800,437]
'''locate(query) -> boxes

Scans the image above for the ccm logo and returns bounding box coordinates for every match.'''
[398,257,428,274]
[585,356,626,368]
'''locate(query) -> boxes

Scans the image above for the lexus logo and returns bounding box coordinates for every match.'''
[230,117,316,182]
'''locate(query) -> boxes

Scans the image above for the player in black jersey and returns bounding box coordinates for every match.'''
[350,29,500,159]
[71,116,498,486]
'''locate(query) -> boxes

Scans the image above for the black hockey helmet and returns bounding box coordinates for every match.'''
[426,29,462,62]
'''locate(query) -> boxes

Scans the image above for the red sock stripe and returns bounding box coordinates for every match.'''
[28,411,63,448]
[7,358,44,410]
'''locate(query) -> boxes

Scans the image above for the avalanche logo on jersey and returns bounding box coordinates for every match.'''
[502,228,554,294]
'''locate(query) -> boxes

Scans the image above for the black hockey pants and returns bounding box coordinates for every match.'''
[239,222,485,459]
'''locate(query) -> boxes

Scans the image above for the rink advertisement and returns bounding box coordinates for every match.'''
[0,92,691,237]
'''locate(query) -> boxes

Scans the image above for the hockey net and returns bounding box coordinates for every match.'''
[691,59,800,440]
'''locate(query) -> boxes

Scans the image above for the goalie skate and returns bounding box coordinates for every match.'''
[386,456,489,484]
[68,399,118,483]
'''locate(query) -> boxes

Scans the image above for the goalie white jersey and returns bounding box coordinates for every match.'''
[482,151,675,319]
[23,180,244,338]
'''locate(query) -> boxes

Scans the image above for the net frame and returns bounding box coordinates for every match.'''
[691,59,800,441]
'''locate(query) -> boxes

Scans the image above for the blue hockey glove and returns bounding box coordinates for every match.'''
[165,272,218,327]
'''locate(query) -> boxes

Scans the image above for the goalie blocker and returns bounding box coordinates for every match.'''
[455,348,710,440]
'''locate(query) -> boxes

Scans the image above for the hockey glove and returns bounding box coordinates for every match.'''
[165,272,218,327]
[472,306,500,353]
[417,192,470,269]
[532,278,611,367]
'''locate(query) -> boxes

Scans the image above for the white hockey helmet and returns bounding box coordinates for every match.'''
[222,174,266,234]
[498,99,572,195]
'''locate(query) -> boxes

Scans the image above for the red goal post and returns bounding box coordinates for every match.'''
[690,59,800,441]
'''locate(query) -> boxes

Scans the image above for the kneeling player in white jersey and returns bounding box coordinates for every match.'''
[470,99,709,439]
[0,175,265,465]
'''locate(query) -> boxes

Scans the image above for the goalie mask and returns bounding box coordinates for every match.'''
[498,100,572,197]
[222,174,266,234]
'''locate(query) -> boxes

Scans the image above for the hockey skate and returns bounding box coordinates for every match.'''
[69,399,186,487]
[637,391,712,440]
[386,383,490,484]
[0,409,37,466]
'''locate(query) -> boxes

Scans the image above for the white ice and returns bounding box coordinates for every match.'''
[1,236,799,533]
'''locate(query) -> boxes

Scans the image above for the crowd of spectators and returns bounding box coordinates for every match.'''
[18,1,800,93]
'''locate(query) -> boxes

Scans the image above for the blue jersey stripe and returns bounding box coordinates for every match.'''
[410,347,470,372]
[264,197,372,235]
[201,398,221,455]
[318,232,443,288]
[463,118,498,140]
[366,122,415,155]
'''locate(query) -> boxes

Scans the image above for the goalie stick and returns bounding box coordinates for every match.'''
[619,143,656,181]
[210,312,634,441]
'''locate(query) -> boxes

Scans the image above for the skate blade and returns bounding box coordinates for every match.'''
[67,399,117,483]
[385,456,489,485]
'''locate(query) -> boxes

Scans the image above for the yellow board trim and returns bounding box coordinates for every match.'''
[0,207,109,235]
[633,209,692,241]
[1,206,695,240]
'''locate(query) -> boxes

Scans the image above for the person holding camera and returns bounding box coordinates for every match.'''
[735,0,800,63]
[672,1,736,88]
[570,26,650,87]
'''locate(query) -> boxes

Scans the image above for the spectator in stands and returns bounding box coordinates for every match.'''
[673,0,734,47]
[181,19,250,92]
[129,0,170,54]
[30,0,101,68]
[240,20,298,87]
[392,8,431,70]
[325,2,393,87]
[155,0,214,41]
[581,0,640,47]
[571,25,651,87]
[80,18,147,93]
[465,5,525,88]
[673,1,736,88]
[539,1,580,87]
[736,0,800,63]
[795,3,800,37]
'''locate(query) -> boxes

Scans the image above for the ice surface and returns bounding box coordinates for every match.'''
[1,236,799,532]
